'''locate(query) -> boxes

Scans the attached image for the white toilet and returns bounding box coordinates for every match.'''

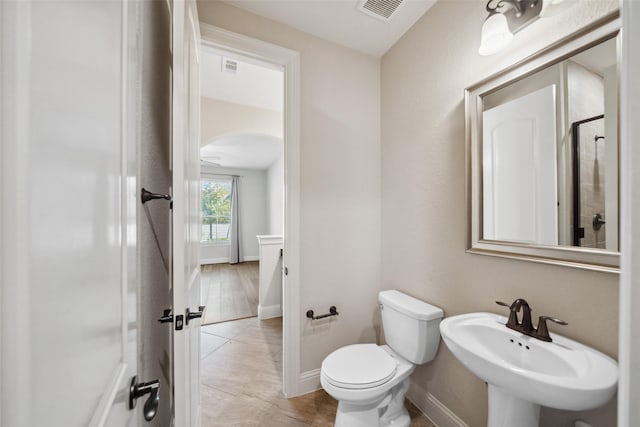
[320,290,443,427]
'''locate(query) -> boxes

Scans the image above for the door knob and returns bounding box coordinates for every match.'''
[129,376,160,422]
[186,305,205,325]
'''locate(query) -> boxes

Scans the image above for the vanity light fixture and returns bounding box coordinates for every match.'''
[479,0,543,55]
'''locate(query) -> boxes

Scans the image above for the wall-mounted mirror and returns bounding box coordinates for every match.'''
[466,14,620,272]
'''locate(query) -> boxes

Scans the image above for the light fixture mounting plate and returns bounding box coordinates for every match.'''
[488,0,543,34]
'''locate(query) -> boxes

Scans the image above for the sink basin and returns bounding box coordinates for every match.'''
[440,312,618,427]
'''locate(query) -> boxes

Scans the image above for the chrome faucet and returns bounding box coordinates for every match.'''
[496,299,567,342]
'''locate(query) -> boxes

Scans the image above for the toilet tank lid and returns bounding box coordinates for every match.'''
[379,290,443,321]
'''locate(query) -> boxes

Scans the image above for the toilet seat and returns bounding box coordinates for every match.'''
[321,344,397,390]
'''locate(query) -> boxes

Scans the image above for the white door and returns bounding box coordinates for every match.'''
[0,1,140,426]
[172,0,202,425]
[483,85,559,245]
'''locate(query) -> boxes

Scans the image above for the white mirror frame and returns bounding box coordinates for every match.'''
[466,12,620,273]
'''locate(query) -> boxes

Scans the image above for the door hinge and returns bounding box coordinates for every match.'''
[284,267,288,275]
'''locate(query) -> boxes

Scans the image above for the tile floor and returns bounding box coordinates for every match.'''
[200,316,435,426]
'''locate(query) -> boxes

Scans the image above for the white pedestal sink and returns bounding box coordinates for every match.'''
[440,312,618,427]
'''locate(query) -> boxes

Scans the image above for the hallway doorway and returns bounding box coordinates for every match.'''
[198,40,284,326]
[198,21,302,400]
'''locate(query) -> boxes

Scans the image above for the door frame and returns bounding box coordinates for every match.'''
[618,0,640,424]
[199,24,302,397]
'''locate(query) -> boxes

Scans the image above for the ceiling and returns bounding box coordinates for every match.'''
[571,37,617,76]
[221,0,438,57]
[201,47,284,112]
[201,133,283,169]
[200,48,284,170]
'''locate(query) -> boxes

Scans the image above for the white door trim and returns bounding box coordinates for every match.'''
[618,1,640,424]
[199,24,302,397]
[0,1,32,420]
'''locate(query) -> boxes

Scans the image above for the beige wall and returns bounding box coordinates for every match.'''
[381,0,619,425]
[200,97,283,144]
[266,154,284,235]
[197,1,382,372]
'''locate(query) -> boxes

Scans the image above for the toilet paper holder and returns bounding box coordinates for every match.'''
[306,306,339,320]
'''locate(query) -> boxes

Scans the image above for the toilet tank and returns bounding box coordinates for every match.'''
[379,290,443,364]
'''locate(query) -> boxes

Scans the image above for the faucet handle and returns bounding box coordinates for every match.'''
[534,315,568,342]
[495,301,519,329]
[541,316,568,326]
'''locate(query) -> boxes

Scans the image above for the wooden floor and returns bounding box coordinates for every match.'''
[200,317,436,426]
[201,261,259,325]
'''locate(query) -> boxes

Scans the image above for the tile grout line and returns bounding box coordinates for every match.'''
[200,339,231,360]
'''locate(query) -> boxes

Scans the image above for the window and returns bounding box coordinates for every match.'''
[201,178,232,243]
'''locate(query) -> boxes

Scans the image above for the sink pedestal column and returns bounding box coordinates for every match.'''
[487,385,540,427]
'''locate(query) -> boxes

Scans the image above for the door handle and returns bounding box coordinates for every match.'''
[158,309,184,330]
[158,309,173,324]
[186,305,205,325]
[129,376,160,422]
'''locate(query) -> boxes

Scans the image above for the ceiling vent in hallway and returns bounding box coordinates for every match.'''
[357,0,405,21]
[222,57,239,74]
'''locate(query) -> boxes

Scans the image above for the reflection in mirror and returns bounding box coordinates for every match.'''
[466,15,620,271]
[480,36,618,252]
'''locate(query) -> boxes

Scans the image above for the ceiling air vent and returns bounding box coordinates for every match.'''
[222,57,238,74]
[357,0,405,21]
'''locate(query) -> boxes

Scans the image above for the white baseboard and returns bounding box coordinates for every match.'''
[201,257,229,265]
[298,368,322,396]
[258,304,282,320]
[201,255,259,265]
[408,382,469,427]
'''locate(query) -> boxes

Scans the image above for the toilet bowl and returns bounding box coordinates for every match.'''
[321,344,415,427]
[320,290,443,427]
